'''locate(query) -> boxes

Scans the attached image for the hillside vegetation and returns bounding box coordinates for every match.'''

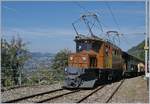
[127,40,145,61]
[1,36,70,87]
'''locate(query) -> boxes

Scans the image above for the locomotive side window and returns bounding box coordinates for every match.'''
[112,48,120,56]
[105,47,109,56]
[105,45,109,56]
[113,49,119,56]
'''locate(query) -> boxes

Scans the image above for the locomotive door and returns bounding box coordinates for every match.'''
[89,56,97,68]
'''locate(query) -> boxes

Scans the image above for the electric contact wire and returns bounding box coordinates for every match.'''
[105,2,133,47]
[74,1,90,14]
[105,2,121,31]
[74,2,104,33]
[74,1,132,47]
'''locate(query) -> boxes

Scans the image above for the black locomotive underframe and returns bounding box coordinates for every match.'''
[64,67,123,88]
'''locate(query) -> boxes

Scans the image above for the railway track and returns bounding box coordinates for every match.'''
[2,79,125,103]
[76,85,105,103]
[2,88,64,103]
[105,79,125,103]
[36,89,81,103]
[36,86,105,103]
[76,79,125,103]
[76,79,124,103]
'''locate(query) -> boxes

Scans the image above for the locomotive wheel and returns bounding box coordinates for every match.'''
[108,74,113,81]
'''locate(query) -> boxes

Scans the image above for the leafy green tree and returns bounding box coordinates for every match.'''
[26,68,54,85]
[51,49,71,82]
[1,36,30,87]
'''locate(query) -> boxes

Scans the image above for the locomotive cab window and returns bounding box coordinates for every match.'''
[76,41,92,52]
[92,42,101,52]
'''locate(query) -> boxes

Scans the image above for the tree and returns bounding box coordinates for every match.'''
[1,36,30,87]
[51,49,71,82]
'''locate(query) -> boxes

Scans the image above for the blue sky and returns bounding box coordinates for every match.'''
[2,1,145,53]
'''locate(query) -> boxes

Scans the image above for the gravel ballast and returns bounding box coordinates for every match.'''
[109,76,149,103]
[1,83,62,102]
[1,76,149,103]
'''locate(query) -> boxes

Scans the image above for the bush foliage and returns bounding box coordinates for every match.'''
[1,36,30,87]
[51,49,71,81]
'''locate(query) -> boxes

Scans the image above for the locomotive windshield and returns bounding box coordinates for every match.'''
[76,42,91,52]
[76,41,101,52]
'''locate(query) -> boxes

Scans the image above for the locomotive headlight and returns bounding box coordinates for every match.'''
[70,56,73,60]
[65,68,67,72]
[82,57,86,61]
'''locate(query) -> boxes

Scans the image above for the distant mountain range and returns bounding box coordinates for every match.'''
[23,52,55,72]
[30,52,55,58]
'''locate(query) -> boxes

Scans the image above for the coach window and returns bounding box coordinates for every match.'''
[112,49,115,55]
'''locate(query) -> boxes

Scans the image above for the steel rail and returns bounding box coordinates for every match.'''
[76,85,105,103]
[36,90,81,103]
[105,79,125,103]
[2,88,63,103]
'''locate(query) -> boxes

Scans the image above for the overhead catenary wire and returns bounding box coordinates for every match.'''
[94,15,104,32]
[74,1,90,14]
[74,2,104,34]
[73,1,139,48]
[105,2,133,47]
[105,2,121,31]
